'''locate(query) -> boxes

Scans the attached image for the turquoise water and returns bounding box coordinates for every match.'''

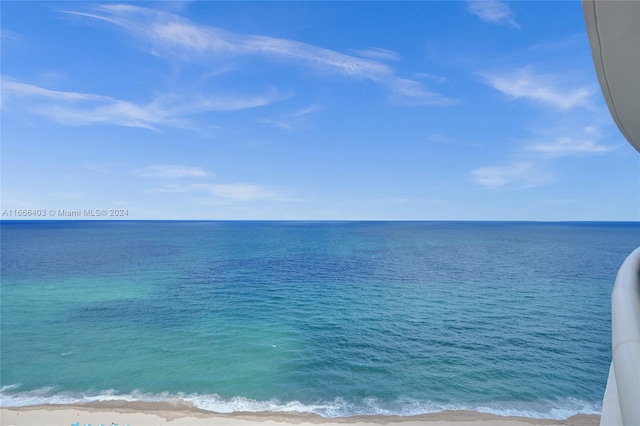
[1,221,639,418]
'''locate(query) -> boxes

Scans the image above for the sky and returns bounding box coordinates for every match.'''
[1,1,639,221]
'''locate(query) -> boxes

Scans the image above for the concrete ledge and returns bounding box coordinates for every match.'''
[606,247,640,425]
[601,363,621,426]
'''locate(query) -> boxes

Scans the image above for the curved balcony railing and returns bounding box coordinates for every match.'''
[600,247,640,426]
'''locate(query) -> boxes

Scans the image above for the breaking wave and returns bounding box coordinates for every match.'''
[0,386,601,420]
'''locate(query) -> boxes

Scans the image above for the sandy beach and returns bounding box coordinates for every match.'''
[0,403,600,426]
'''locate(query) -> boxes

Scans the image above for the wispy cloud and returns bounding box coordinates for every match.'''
[257,104,323,131]
[471,162,552,188]
[135,164,211,178]
[3,79,106,102]
[63,4,454,106]
[526,136,619,157]
[352,47,401,62]
[389,78,457,106]
[1,29,25,52]
[1,78,284,130]
[483,67,594,110]
[256,117,294,131]
[135,162,287,202]
[526,34,586,53]
[524,125,620,158]
[65,5,391,78]
[292,104,322,117]
[527,136,618,157]
[467,0,520,29]
[153,182,283,201]
[194,183,281,201]
[152,184,193,193]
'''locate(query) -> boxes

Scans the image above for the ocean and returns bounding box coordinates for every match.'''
[1,221,638,419]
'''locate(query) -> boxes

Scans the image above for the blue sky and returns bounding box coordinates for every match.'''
[2,1,638,220]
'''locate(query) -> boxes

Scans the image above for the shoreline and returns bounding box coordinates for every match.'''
[0,403,601,426]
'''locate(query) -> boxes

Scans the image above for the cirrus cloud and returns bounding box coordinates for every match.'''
[351,47,401,62]
[63,4,455,106]
[483,67,594,110]
[526,136,619,157]
[1,78,285,130]
[153,182,284,202]
[194,183,281,201]
[471,162,553,188]
[467,0,520,29]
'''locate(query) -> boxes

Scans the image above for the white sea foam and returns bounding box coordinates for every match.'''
[468,398,602,419]
[0,386,601,420]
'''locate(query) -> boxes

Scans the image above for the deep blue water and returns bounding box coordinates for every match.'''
[1,221,639,418]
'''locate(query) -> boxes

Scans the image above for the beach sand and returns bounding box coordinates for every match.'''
[0,403,600,426]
